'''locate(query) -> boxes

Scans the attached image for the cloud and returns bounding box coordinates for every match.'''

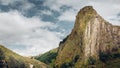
[0,0,35,12]
[88,0,120,4]
[107,15,120,25]
[0,0,18,5]
[44,0,120,25]
[43,0,86,11]
[40,10,53,16]
[0,10,62,56]
[58,9,76,21]
[19,1,35,11]
[86,1,120,25]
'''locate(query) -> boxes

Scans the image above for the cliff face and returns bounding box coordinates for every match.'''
[55,6,120,68]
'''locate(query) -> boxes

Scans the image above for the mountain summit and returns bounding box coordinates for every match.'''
[55,6,120,68]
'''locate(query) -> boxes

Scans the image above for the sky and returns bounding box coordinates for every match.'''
[0,0,120,56]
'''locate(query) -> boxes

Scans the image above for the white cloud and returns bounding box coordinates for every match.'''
[88,1,120,25]
[20,1,35,11]
[0,0,18,5]
[43,0,86,11]
[0,10,62,56]
[44,0,120,25]
[0,0,35,12]
[107,16,120,25]
[40,10,52,15]
[58,9,76,21]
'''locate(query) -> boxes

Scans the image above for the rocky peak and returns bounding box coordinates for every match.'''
[77,6,97,16]
[55,6,120,68]
[73,6,99,34]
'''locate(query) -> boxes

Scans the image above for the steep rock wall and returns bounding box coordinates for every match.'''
[55,6,120,68]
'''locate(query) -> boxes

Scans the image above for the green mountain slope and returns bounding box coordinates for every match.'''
[0,45,49,68]
[35,48,58,67]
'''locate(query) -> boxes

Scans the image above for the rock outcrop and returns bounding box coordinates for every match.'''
[55,6,120,68]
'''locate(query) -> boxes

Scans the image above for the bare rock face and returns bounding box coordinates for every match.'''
[55,6,120,68]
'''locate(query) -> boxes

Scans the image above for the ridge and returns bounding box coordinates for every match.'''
[55,6,120,68]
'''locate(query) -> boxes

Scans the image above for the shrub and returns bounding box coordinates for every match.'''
[35,52,57,64]
[99,52,120,63]
[73,55,79,63]
[88,56,96,65]
[0,49,5,60]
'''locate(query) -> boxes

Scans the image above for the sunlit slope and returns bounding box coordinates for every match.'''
[0,45,49,68]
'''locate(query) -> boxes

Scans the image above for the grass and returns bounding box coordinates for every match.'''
[0,45,49,68]
[35,48,58,68]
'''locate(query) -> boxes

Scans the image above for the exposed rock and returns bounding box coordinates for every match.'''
[55,6,120,68]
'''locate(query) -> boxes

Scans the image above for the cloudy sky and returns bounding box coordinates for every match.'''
[0,0,120,56]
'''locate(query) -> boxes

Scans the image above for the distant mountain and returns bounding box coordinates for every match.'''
[54,6,120,68]
[0,45,49,68]
[35,48,58,67]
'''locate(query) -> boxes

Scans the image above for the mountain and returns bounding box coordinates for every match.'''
[35,48,58,67]
[0,45,49,68]
[55,6,120,68]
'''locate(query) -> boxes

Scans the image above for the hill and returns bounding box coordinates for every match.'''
[55,6,120,68]
[0,45,49,68]
[35,48,58,67]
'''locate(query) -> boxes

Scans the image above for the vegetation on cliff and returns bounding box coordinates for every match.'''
[55,6,120,68]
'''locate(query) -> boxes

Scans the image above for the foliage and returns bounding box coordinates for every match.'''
[60,35,69,44]
[88,56,96,65]
[0,49,5,60]
[8,56,26,68]
[60,62,74,68]
[36,52,57,64]
[0,45,48,68]
[73,55,79,63]
[35,48,58,67]
[99,52,120,63]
